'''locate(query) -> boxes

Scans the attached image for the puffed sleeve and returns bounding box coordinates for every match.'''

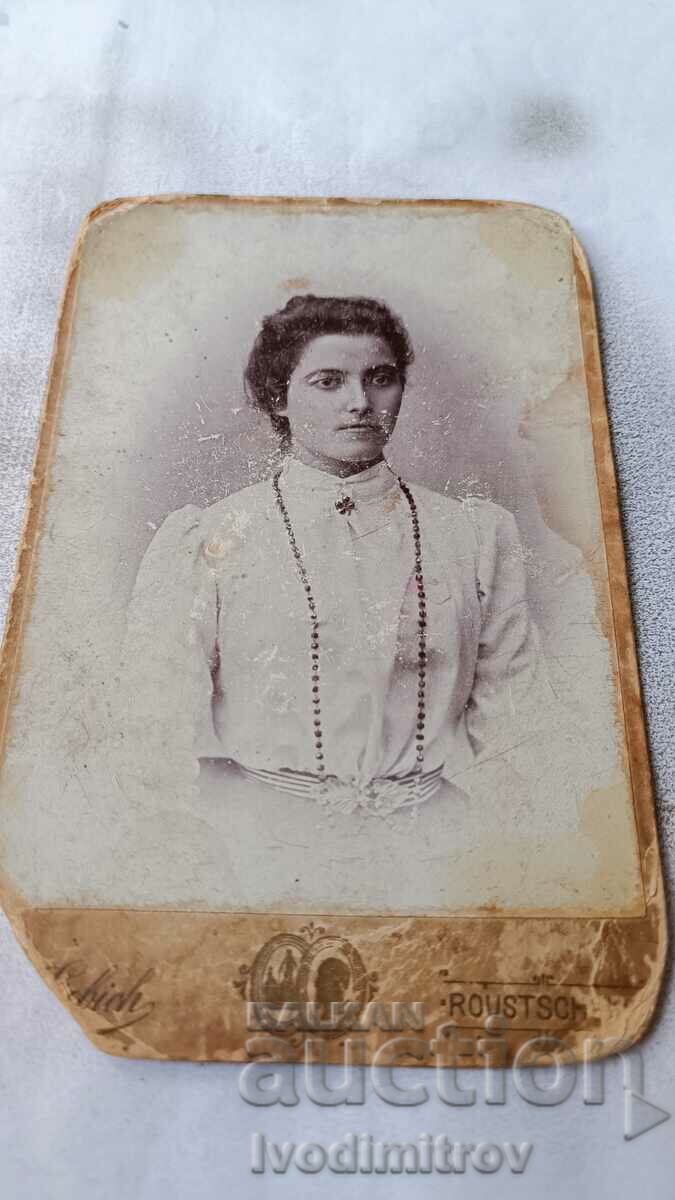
[464,499,556,760]
[114,505,219,793]
[457,499,591,829]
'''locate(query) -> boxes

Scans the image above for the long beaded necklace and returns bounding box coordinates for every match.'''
[271,468,428,788]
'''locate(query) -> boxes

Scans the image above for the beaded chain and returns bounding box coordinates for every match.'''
[271,470,428,783]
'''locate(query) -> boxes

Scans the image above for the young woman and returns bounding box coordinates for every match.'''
[122,294,560,910]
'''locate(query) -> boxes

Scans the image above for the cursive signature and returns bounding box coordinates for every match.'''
[51,959,156,1035]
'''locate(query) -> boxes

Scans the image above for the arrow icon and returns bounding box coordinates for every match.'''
[624,1090,671,1140]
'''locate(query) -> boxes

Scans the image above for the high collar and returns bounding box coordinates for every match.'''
[281,455,399,505]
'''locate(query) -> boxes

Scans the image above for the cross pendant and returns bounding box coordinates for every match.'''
[335,494,355,515]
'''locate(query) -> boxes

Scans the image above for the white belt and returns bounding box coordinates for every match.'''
[233,762,445,817]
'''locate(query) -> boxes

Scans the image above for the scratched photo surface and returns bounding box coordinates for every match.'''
[0,199,643,914]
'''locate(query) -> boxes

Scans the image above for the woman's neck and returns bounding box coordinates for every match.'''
[290,444,385,478]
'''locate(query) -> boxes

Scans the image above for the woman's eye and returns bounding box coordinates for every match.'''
[312,373,343,390]
[371,370,396,387]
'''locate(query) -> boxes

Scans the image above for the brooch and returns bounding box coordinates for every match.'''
[335,494,355,515]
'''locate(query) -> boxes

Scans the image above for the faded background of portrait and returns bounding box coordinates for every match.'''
[0,200,642,911]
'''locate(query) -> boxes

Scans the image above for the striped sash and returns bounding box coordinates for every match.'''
[236,762,444,816]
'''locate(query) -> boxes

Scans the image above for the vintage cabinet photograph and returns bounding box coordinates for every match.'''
[0,197,664,1060]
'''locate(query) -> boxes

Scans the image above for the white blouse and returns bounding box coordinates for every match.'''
[122,457,554,795]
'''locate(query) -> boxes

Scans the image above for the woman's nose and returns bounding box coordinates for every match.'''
[346,381,371,412]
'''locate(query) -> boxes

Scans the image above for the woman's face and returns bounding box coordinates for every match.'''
[280,333,404,473]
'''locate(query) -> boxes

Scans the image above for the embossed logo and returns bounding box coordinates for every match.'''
[234,922,377,1033]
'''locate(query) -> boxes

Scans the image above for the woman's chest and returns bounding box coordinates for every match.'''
[212,507,481,674]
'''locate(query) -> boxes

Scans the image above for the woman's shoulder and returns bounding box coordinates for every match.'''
[157,478,277,570]
[455,493,521,543]
[166,478,272,526]
[139,479,272,566]
[198,477,276,548]
[411,482,518,546]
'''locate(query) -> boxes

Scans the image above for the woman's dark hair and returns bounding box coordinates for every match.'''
[244,294,414,442]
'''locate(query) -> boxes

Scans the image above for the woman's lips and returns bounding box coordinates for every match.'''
[337,424,382,434]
